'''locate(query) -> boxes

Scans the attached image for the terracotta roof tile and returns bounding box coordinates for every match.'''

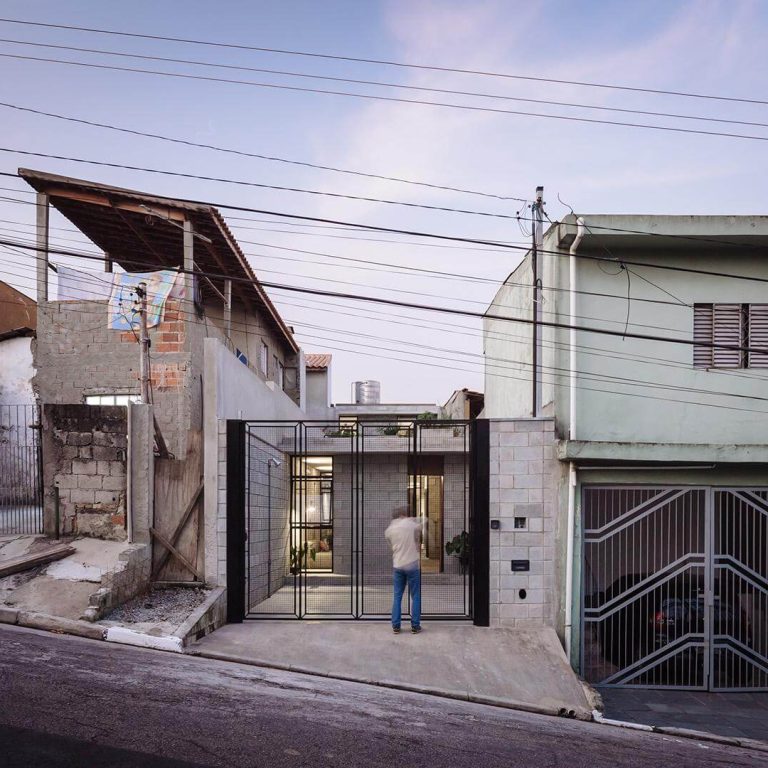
[306,353,332,370]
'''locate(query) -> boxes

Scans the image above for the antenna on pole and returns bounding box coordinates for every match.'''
[137,281,151,404]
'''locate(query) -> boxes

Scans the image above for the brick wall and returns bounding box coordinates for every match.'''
[488,418,559,628]
[42,404,128,540]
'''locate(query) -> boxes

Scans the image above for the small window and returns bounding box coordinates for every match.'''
[260,341,268,375]
[277,360,285,390]
[694,303,768,369]
[85,394,140,406]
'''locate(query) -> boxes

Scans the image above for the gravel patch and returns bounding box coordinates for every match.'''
[105,586,210,626]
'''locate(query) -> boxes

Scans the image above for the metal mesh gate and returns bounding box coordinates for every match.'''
[242,420,472,620]
[582,486,768,691]
[0,404,43,535]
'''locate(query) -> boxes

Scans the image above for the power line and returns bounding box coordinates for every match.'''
[3,51,768,143]
[0,147,525,221]
[2,44,768,131]
[0,211,695,310]
[1,17,765,107]
[0,229,695,336]
[0,101,521,202]
[7,162,768,292]
[1,234,765,357]
[2,259,766,413]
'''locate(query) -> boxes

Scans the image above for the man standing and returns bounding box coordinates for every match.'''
[385,506,422,634]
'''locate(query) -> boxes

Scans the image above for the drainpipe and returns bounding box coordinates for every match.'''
[564,216,585,662]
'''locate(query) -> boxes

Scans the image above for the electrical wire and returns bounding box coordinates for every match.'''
[1,17,765,107]
[0,101,520,202]
[5,162,768,267]
[0,230,729,336]
[2,263,766,413]
[3,51,768,142]
[3,46,768,130]
[0,235,765,357]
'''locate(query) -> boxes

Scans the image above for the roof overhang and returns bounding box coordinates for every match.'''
[551,213,768,255]
[19,168,299,354]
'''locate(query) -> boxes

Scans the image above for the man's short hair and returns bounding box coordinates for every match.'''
[392,506,409,519]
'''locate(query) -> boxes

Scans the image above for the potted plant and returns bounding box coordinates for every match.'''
[379,424,401,436]
[290,542,316,575]
[445,531,471,574]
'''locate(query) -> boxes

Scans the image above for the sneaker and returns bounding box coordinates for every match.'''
[392,626,401,634]
[411,626,422,634]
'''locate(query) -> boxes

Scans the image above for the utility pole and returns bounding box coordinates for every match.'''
[531,186,544,417]
[137,282,151,404]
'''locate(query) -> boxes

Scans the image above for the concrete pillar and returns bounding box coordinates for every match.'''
[36,192,49,302]
[224,279,232,338]
[183,219,195,314]
[127,402,155,545]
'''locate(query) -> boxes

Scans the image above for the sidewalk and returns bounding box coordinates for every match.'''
[601,688,768,744]
[189,622,593,718]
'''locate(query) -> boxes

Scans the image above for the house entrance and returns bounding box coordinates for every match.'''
[228,420,478,620]
[582,486,768,691]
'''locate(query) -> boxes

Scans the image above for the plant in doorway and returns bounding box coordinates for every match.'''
[290,542,316,575]
[445,531,471,574]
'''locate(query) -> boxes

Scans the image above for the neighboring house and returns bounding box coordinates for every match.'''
[0,282,38,515]
[442,388,484,420]
[0,281,36,407]
[304,353,333,418]
[23,168,303,460]
[484,214,768,691]
[21,168,304,557]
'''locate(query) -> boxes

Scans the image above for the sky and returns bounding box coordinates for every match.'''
[1,0,767,404]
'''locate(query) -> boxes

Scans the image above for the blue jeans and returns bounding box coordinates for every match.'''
[392,563,421,629]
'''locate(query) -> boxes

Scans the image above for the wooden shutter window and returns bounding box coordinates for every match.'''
[712,304,743,368]
[693,304,713,369]
[749,304,768,368]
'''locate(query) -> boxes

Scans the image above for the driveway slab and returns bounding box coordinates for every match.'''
[190,621,592,717]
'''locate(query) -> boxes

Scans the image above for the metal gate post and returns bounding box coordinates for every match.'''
[471,419,490,627]
[705,486,714,690]
[226,420,246,623]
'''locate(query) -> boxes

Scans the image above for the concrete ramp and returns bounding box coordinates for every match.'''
[190,623,591,718]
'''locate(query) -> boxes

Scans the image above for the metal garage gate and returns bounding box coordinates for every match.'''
[0,404,43,535]
[229,420,477,621]
[582,487,768,691]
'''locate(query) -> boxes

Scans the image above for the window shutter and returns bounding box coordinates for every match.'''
[712,304,743,368]
[693,304,713,368]
[749,304,768,368]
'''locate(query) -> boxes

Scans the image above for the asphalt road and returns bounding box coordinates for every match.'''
[0,625,763,768]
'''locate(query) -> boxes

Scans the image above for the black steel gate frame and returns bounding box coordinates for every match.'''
[226,418,490,625]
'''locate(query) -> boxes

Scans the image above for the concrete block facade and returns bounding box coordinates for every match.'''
[488,418,558,628]
[42,404,128,540]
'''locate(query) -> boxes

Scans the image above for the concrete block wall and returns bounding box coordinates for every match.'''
[35,298,202,458]
[42,404,128,540]
[83,543,151,621]
[443,453,469,575]
[245,430,290,607]
[488,418,558,628]
[215,420,228,587]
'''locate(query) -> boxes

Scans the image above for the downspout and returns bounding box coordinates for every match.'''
[565,216,585,662]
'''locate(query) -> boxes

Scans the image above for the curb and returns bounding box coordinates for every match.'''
[592,709,768,754]
[186,647,593,721]
[0,607,106,641]
[104,626,184,652]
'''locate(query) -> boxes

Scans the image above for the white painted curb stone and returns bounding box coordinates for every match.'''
[105,626,184,653]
